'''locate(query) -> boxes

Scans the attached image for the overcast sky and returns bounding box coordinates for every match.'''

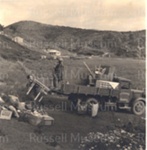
[0,0,146,31]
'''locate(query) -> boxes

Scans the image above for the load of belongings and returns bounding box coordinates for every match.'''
[0,94,54,126]
[20,110,54,126]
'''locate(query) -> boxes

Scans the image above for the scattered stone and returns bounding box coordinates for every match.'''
[79,129,145,150]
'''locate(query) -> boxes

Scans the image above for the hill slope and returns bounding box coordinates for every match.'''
[4,21,146,58]
[0,34,41,94]
[0,34,40,61]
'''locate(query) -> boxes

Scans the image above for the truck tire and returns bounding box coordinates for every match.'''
[132,100,145,115]
[68,94,78,110]
[70,96,87,112]
[77,99,87,114]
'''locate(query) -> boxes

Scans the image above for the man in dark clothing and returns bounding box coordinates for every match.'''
[53,57,64,88]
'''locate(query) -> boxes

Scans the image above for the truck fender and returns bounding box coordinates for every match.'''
[133,97,145,105]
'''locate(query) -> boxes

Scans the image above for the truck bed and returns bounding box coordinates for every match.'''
[60,83,119,97]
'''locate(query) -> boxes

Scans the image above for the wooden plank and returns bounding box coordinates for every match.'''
[61,83,119,98]
[26,83,35,95]
[61,84,78,94]
[79,86,97,95]
[78,86,97,95]
[96,88,110,96]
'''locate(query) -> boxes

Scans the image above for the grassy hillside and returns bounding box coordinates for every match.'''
[0,34,40,95]
[0,34,40,61]
[4,21,146,58]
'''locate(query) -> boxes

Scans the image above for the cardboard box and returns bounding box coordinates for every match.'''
[41,115,54,126]
[25,112,42,126]
[0,110,12,120]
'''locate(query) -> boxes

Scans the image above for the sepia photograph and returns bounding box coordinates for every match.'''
[0,0,146,150]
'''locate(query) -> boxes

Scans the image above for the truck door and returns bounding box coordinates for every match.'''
[119,81,131,102]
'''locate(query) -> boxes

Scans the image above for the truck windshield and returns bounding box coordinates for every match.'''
[120,81,130,89]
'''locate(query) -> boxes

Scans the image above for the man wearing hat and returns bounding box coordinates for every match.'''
[53,57,64,89]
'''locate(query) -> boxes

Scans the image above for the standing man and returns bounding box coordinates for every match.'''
[53,57,64,89]
[95,66,106,80]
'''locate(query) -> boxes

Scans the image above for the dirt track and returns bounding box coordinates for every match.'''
[0,96,145,150]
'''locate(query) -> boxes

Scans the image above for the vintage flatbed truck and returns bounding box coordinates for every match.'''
[26,66,145,116]
[59,76,145,115]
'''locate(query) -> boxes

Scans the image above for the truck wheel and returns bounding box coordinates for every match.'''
[132,100,145,115]
[77,99,87,114]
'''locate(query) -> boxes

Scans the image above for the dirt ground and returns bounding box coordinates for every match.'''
[0,95,145,150]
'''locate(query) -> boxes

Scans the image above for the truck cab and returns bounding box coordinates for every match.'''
[113,77,145,115]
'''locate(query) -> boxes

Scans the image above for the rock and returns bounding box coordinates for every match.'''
[79,129,145,150]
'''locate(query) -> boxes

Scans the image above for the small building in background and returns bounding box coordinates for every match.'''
[44,49,61,59]
[12,36,24,44]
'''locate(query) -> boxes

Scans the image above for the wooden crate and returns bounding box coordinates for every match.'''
[41,115,54,126]
[0,110,13,120]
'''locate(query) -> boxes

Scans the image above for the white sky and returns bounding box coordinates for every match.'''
[0,0,146,31]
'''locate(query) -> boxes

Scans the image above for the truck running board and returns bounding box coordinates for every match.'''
[118,106,131,110]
